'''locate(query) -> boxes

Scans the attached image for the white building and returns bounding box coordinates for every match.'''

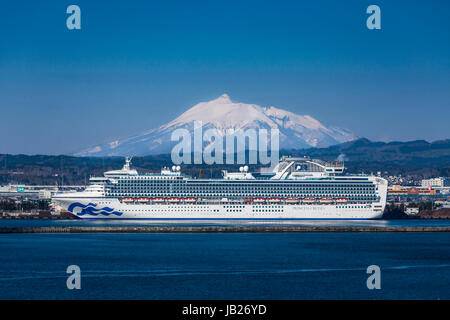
[38,190,54,200]
[421,177,449,188]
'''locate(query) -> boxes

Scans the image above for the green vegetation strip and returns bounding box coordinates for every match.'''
[0,226,450,233]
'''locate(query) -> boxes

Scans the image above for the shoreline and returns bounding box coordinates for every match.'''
[1,226,450,233]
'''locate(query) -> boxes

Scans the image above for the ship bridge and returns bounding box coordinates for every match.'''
[104,157,138,177]
[271,156,345,180]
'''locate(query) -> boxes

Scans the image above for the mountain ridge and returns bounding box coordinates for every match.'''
[1,138,449,185]
[286,138,450,165]
[76,94,356,157]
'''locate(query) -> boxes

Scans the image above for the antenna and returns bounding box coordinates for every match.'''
[123,156,133,170]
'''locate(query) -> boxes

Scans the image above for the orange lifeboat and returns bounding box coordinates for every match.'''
[268,198,281,203]
[302,198,316,203]
[152,197,165,203]
[184,197,196,203]
[168,197,180,203]
[137,197,150,202]
[122,197,134,202]
[319,198,334,204]
[336,198,348,203]
[253,198,266,203]
[285,198,299,203]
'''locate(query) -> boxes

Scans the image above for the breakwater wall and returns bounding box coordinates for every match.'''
[1,226,450,233]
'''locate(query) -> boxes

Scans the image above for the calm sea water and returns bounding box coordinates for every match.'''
[0,220,449,299]
[1,218,450,228]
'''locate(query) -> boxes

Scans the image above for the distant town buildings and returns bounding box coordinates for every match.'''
[388,185,437,196]
[0,184,84,200]
[384,174,417,186]
[386,182,449,204]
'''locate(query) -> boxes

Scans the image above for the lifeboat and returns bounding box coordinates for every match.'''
[122,197,134,202]
[268,198,281,203]
[168,197,180,203]
[336,198,348,203]
[152,197,165,203]
[319,198,334,204]
[253,198,266,203]
[184,197,196,203]
[302,198,316,203]
[285,198,299,203]
[243,199,253,203]
[137,197,150,202]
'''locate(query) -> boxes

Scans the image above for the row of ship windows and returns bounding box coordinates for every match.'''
[127,209,220,212]
[108,191,376,195]
[114,179,368,183]
[111,195,378,200]
[110,190,376,194]
[112,184,375,189]
[224,205,284,208]
[115,186,375,190]
[109,190,377,193]
[126,207,370,213]
[107,194,378,198]
[108,187,376,191]
[114,184,376,190]
[338,206,367,209]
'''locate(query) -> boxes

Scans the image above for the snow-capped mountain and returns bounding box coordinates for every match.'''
[76,94,356,156]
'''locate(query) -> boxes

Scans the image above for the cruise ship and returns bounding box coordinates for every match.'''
[52,157,388,220]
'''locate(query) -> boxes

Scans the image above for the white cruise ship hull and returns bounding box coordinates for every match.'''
[54,198,384,220]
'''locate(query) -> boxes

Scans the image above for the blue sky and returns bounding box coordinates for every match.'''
[0,0,449,154]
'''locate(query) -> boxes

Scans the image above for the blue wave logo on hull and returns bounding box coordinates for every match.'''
[67,202,123,216]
